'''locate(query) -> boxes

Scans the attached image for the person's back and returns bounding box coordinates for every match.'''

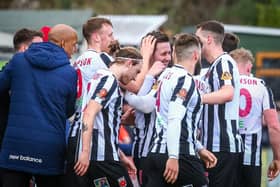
[231,47,280,186]
[0,28,43,149]
[0,24,77,186]
[239,75,271,171]
[239,76,269,135]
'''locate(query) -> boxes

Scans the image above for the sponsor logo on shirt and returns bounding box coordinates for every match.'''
[97,88,108,99]
[177,88,187,100]
[221,72,232,80]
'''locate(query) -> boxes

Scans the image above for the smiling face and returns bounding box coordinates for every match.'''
[152,42,172,67]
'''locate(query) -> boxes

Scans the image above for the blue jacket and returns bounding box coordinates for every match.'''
[0,42,77,175]
[0,63,9,150]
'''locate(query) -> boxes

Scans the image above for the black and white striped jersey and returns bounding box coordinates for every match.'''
[239,75,276,166]
[71,50,113,138]
[128,75,157,158]
[70,69,122,162]
[150,65,203,157]
[201,53,243,153]
[133,110,156,158]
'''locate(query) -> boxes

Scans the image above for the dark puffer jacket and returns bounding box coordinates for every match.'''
[0,42,77,175]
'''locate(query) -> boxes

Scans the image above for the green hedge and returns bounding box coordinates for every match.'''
[257,2,280,27]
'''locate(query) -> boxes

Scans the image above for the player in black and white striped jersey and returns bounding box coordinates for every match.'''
[230,48,280,187]
[64,47,142,187]
[130,31,170,186]
[140,33,216,187]
[70,17,115,142]
[195,20,243,187]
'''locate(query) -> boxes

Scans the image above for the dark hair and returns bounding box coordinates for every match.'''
[143,30,170,54]
[222,32,240,53]
[173,33,200,62]
[145,30,169,43]
[196,20,225,44]
[82,17,112,43]
[13,28,43,51]
[108,40,121,57]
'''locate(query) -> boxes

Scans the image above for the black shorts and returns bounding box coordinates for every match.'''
[63,161,133,187]
[240,165,261,187]
[145,152,207,187]
[134,157,149,187]
[64,136,133,187]
[206,152,241,187]
[66,135,82,165]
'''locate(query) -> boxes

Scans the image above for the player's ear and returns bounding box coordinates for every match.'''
[207,35,212,45]
[92,32,100,42]
[193,50,199,61]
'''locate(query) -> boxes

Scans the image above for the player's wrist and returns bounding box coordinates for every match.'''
[168,154,178,159]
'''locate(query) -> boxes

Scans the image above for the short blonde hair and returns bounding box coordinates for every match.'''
[230,47,254,64]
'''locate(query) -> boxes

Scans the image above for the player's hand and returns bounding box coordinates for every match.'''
[268,159,280,181]
[121,155,137,175]
[148,61,166,77]
[163,158,179,184]
[74,150,90,176]
[121,105,135,125]
[140,35,156,63]
[198,148,217,168]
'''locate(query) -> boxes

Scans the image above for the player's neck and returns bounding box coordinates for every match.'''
[87,43,101,53]
[109,64,122,80]
[208,46,224,64]
[177,60,195,75]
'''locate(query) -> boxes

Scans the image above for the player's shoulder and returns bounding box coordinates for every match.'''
[172,65,191,76]
[88,69,114,86]
[240,74,266,87]
[256,77,266,86]
[73,50,110,68]
[100,52,114,64]
[96,68,113,77]
[78,50,99,59]
[217,53,237,66]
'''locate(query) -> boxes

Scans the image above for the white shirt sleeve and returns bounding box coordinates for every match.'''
[124,91,156,113]
[195,140,204,152]
[138,74,155,96]
[167,102,184,159]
